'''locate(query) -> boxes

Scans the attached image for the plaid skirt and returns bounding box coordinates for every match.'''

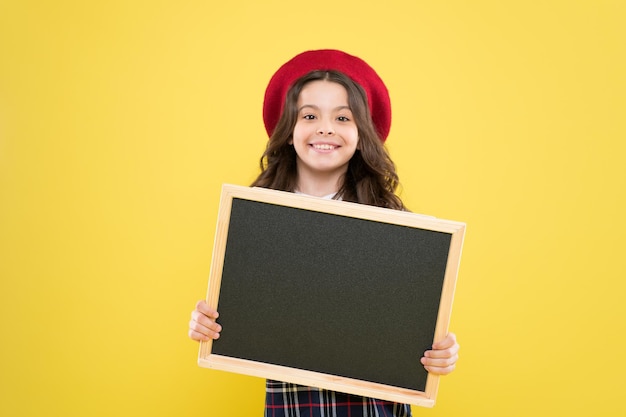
[264,380,412,417]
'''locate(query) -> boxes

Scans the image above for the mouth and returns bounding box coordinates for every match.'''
[310,143,339,151]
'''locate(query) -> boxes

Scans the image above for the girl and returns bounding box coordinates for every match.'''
[189,49,460,417]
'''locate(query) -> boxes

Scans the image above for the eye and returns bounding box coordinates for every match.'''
[303,114,316,120]
[337,116,351,122]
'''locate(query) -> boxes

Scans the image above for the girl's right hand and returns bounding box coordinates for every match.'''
[188,300,222,342]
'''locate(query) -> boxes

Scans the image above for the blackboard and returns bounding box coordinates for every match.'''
[198,184,465,407]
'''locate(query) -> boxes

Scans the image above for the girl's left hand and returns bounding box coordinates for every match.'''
[420,332,459,375]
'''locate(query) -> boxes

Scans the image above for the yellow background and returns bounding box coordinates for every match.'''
[1,1,624,416]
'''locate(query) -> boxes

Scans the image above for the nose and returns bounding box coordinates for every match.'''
[317,124,335,136]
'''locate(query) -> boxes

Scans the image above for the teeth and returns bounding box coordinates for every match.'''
[312,144,336,150]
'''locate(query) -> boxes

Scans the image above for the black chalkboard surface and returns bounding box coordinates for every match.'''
[198,184,465,407]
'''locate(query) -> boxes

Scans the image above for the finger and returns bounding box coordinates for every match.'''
[188,328,210,341]
[188,318,221,341]
[188,328,219,342]
[421,353,458,369]
[431,332,457,350]
[195,300,219,319]
[420,353,459,376]
[191,310,222,332]
[423,363,456,376]
[423,342,459,359]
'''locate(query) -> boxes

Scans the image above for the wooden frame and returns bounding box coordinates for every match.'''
[198,184,465,407]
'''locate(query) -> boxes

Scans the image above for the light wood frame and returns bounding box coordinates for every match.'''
[198,184,465,407]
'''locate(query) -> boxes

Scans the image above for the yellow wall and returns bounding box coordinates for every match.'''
[1,1,624,416]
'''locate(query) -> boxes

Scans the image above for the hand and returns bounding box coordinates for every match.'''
[188,300,222,342]
[420,332,459,375]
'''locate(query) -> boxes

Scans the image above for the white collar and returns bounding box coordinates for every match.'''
[294,190,338,200]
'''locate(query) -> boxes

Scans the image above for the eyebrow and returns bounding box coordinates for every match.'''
[298,105,352,112]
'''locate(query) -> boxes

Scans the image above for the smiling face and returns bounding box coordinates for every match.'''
[291,80,359,191]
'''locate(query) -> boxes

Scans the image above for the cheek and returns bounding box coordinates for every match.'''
[291,122,305,141]
[292,122,315,143]
[340,125,359,143]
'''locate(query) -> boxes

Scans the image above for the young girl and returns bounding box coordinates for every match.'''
[189,49,460,417]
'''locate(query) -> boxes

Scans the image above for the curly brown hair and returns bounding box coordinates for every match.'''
[251,70,405,211]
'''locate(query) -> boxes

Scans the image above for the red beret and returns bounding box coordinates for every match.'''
[263,49,392,142]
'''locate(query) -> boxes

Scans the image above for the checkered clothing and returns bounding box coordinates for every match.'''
[264,380,412,417]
